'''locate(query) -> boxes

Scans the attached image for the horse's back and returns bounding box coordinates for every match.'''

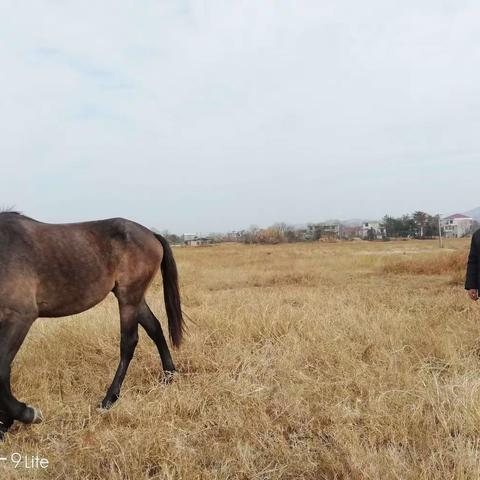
[0,214,162,317]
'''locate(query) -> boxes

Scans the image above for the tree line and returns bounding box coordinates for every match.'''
[382,211,440,239]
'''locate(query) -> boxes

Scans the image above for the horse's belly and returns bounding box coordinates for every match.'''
[36,279,114,318]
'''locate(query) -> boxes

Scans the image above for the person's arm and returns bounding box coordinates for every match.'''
[466,231,479,300]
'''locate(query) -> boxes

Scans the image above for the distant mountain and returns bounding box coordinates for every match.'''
[340,218,371,227]
[293,218,370,229]
[322,219,342,225]
[463,207,480,221]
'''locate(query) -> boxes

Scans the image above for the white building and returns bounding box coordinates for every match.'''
[182,233,213,246]
[183,233,197,242]
[361,222,386,240]
[441,214,474,238]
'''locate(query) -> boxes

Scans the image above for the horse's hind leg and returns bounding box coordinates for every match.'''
[0,409,13,441]
[137,302,176,378]
[100,303,139,410]
[0,311,42,425]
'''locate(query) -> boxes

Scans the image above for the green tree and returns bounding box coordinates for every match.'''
[413,211,428,238]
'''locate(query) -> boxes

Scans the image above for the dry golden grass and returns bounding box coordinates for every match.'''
[383,246,468,285]
[1,238,480,479]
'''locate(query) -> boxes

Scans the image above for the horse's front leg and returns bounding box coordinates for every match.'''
[0,310,43,430]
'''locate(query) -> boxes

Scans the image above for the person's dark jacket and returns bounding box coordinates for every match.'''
[466,230,480,290]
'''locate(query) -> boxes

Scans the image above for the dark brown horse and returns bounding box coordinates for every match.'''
[0,212,183,439]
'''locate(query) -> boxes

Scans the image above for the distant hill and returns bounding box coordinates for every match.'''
[341,218,371,227]
[294,218,370,229]
[463,207,480,221]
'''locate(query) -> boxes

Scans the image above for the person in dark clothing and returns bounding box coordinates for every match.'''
[466,230,480,301]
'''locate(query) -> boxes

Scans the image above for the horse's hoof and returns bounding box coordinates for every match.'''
[163,370,177,384]
[27,405,43,424]
[96,400,114,412]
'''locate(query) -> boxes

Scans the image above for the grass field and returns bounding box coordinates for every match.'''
[1,238,479,479]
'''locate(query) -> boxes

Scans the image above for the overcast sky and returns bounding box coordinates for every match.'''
[1,1,479,233]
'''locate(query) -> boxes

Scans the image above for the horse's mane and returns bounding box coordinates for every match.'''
[0,209,23,215]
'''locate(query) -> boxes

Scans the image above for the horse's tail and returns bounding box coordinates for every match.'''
[154,234,184,347]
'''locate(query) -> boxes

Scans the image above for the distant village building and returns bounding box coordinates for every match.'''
[361,222,386,240]
[441,214,474,238]
[183,233,196,242]
[189,238,211,246]
[341,226,363,239]
[305,223,340,240]
[182,233,213,246]
[224,230,245,242]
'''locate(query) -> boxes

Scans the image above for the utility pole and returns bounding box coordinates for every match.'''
[438,214,443,248]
